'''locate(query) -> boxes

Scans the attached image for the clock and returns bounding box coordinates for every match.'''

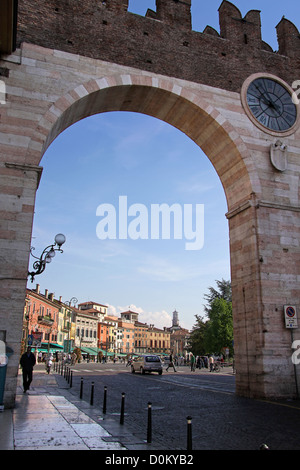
[242,74,298,135]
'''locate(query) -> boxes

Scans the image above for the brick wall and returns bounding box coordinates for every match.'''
[15,0,300,93]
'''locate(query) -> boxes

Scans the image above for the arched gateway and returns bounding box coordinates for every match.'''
[1,0,300,407]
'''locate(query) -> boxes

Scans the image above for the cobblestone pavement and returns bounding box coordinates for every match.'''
[59,362,300,451]
[1,363,300,452]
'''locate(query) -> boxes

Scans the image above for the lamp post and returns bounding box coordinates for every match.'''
[28,233,66,282]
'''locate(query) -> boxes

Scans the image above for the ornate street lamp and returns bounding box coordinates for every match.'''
[66,297,78,308]
[28,233,66,282]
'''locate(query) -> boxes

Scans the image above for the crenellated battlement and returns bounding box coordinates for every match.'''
[148,0,192,30]
[218,1,262,46]
[276,17,300,59]
[14,0,300,92]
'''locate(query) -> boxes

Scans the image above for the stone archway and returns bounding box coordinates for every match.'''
[35,74,256,207]
[34,75,265,400]
[1,42,300,406]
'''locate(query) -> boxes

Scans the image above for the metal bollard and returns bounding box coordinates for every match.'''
[90,382,94,406]
[80,377,83,399]
[187,416,192,450]
[70,370,73,388]
[103,386,107,414]
[260,444,269,450]
[147,402,152,443]
[120,392,125,425]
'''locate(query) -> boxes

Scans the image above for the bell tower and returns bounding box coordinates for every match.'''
[172,310,180,329]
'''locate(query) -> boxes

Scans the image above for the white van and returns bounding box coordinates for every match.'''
[131,355,163,375]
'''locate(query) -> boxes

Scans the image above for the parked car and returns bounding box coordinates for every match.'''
[131,354,163,375]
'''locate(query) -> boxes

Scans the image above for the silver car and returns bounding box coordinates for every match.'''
[131,354,163,375]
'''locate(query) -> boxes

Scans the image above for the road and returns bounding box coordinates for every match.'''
[55,361,300,450]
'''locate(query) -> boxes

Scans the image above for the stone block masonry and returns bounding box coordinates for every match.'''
[0,1,300,405]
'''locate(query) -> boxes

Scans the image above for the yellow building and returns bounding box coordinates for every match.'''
[147,325,170,354]
[54,297,76,353]
[134,321,148,353]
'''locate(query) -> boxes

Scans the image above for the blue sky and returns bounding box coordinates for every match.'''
[28,0,299,331]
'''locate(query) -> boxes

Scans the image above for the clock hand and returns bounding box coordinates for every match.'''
[254,85,280,114]
[254,85,271,106]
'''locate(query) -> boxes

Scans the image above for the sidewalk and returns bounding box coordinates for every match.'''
[0,369,161,451]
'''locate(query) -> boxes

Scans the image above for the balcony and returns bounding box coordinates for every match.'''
[81,337,95,343]
[38,315,54,326]
[61,322,70,333]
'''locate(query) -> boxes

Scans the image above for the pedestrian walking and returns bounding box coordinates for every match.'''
[166,352,177,372]
[46,356,53,374]
[126,355,132,367]
[190,353,196,372]
[20,346,36,393]
[209,355,214,372]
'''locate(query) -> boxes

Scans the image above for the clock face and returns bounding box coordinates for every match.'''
[246,77,297,132]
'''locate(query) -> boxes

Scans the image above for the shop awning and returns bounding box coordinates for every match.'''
[34,343,64,352]
[98,348,115,356]
[80,347,100,356]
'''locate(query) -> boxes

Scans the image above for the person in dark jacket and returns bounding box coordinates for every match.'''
[20,346,36,393]
[166,352,177,372]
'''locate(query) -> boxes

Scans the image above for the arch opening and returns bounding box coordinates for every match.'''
[36,80,254,212]
[33,110,231,333]
[28,78,258,397]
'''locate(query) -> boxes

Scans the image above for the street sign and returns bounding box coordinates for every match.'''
[284,305,298,329]
[32,331,42,347]
[64,339,72,353]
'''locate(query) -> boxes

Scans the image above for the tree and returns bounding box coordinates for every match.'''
[190,280,233,357]
[188,315,207,356]
[204,279,232,313]
[203,297,233,355]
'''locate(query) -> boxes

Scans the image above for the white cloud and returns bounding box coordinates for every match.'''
[107,303,172,330]
[139,309,172,330]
